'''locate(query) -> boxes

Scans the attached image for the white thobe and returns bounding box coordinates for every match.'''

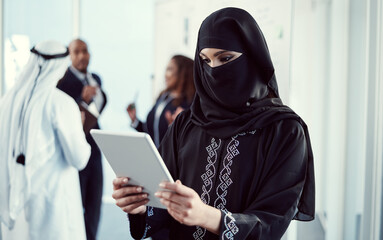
[1,89,91,240]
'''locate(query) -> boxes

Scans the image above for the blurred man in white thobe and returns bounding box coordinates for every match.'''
[0,40,91,240]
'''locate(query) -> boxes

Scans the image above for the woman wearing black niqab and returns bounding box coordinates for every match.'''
[113,7,315,240]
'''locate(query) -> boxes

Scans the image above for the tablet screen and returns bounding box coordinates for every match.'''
[90,129,174,209]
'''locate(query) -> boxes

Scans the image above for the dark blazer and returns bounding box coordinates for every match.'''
[135,92,191,148]
[57,68,107,118]
[57,67,107,146]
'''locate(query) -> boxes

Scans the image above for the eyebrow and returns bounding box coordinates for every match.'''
[199,50,231,57]
[214,50,230,56]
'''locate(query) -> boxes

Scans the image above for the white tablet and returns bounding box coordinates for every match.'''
[90,129,174,209]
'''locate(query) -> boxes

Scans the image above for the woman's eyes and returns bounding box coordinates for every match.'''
[202,58,211,63]
[201,55,233,64]
[219,55,234,62]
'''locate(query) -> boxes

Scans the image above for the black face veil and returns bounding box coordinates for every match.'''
[191,7,279,122]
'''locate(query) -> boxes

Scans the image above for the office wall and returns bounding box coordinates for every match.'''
[2,0,73,93]
[290,0,383,239]
[79,0,155,131]
[0,0,3,97]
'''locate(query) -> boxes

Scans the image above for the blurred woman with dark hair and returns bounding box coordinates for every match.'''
[127,55,195,148]
[126,55,194,240]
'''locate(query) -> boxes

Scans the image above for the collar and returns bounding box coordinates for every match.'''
[69,65,90,80]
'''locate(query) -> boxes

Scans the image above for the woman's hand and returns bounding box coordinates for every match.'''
[165,107,184,125]
[126,103,137,122]
[155,180,221,235]
[112,177,149,215]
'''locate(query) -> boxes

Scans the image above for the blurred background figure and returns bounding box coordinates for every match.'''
[0,40,91,240]
[127,55,195,148]
[127,54,194,240]
[57,39,107,240]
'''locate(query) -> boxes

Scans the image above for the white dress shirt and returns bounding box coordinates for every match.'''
[69,65,105,113]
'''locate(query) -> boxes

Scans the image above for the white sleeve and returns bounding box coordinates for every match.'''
[52,90,91,170]
[131,118,139,128]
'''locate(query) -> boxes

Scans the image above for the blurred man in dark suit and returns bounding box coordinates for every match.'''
[57,39,107,240]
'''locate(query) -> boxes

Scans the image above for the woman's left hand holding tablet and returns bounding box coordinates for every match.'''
[155,180,221,235]
[112,177,149,215]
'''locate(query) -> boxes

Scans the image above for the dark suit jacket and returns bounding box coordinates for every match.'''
[57,68,107,117]
[135,92,191,147]
[57,67,107,156]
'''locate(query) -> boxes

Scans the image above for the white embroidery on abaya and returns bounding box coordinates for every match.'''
[147,206,154,217]
[142,225,151,239]
[214,137,239,209]
[193,131,256,240]
[194,138,221,240]
[222,211,238,240]
[214,137,240,239]
[142,206,154,239]
[201,138,221,204]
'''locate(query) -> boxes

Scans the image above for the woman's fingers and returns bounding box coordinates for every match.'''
[126,104,137,121]
[165,110,173,124]
[173,107,184,118]
[114,189,147,204]
[156,180,210,226]
[112,185,143,199]
[159,197,187,213]
[112,177,148,215]
[157,190,190,207]
[156,181,199,214]
[123,202,148,214]
[159,181,194,197]
[112,177,129,190]
[121,199,149,214]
